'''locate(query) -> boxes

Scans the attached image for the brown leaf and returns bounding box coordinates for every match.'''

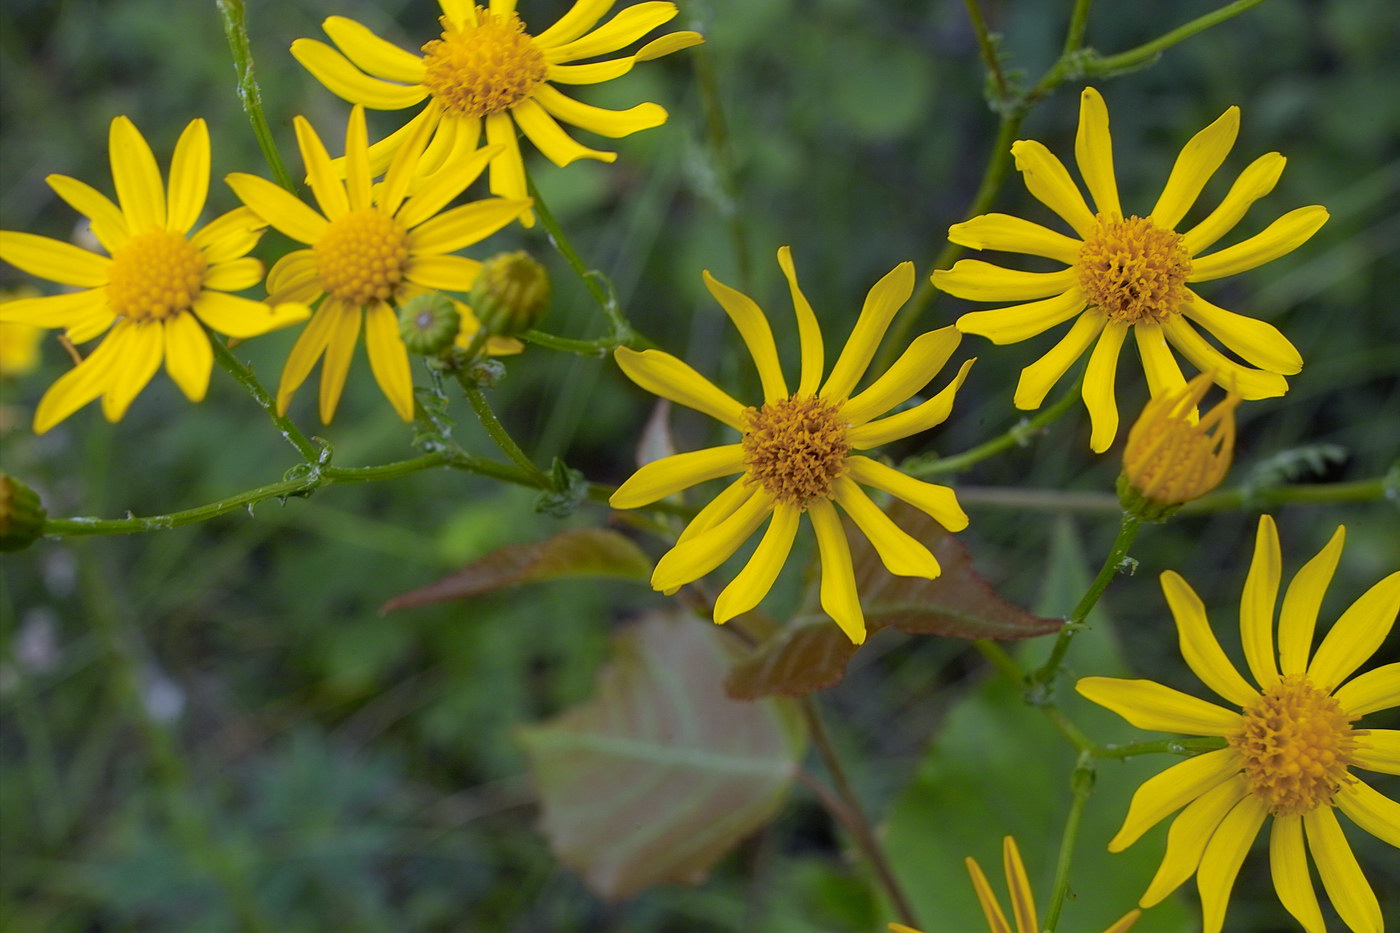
[380,528,652,614]
[519,612,806,900]
[727,500,1059,699]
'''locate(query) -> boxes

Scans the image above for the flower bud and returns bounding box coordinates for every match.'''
[470,251,550,337]
[1119,373,1239,520]
[398,292,461,355]
[0,473,46,552]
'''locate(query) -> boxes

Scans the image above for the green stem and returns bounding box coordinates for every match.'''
[800,698,920,929]
[210,337,320,463]
[520,329,615,357]
[692,41,754,291]
[459,382,552,488]
[215,0,296,192]
[1183,476,1392,513]
[1062,0,1095,56]
[1043,751,1095,932]
[1097,736,1228,759]
[1087,0,1271,74]
[962,0,1010,102]
[1032,511,1141,687]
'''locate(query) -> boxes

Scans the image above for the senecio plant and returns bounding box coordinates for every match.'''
[0,1,1394,931]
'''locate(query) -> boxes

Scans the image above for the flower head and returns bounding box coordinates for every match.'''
[1077,516,1399,933]
[0,118,306,433]
[225,105,531,423]
[1119,372,1239,517]
[291,1,703,226]
[935,88,1327,451]
[886,835,1141,933]
[0,289,44,379]
[609,247,974,644]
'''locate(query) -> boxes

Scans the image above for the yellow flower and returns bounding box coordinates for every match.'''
[0,118,306,433]
[290,0,703,226]
[1119,372,1239,516]
[0,289,44,379]
[1077,516,1399,933]
[887,836,1142,933]
[225,105,531,423]
[935,87,1327,452]
[609,247,973,644]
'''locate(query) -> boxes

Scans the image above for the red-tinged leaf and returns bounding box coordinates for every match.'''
[380,528,651,614]
[518,612,806,901]
[727,500,1060,699]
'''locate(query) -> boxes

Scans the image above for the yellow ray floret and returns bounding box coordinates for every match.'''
[935,87,1325,452]
[609,247,974,644]
[291,0,703,227]
[0,117,307,433]
[1076,515,1399,933]
[226,105,531,424]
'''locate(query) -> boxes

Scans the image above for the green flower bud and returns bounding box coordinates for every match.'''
[470,252,550,337]
[0,473,45,552]
[398,293,461,356]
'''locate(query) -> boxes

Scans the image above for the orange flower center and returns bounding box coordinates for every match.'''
[315,209,410,307]
[1228,673,1361,817]
[1077,214,1192,324]
[106,230,207,320]
[741,395,850,507]
[420,9,548,118]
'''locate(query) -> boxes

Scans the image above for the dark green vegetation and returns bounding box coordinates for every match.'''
[1,0,1396,930]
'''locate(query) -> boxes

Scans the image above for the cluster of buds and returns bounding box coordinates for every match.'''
[396,252,550,365]
[1119,373,1240,521]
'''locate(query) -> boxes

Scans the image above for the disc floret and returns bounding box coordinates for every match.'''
[106,230,208,320]
[420,10,548,118]
[1077,214,1192,324]
[315,209,410,307]
[741,395,850,507]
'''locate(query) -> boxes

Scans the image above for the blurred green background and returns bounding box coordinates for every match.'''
[1,0,1396,930]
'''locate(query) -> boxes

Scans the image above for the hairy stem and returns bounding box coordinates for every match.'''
[460,381,553,488]
[1088,0,1272,74]
[1043,751,1095,932]
[215,0,296,192]
[210,337,320,463]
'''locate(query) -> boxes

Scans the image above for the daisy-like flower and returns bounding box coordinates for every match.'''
[225,105,530,423]
[1078,516,1399,932]
[608,247,974,644]
[888,835,1141,933]
[291,0,703,226]
[0,117,306,433]
[934,87,1328,452]
[1118,371,1239,519]
[0,289,44,379]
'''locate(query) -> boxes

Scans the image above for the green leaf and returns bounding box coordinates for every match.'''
[518,612,807,900]
[379,528,651,613]
[726,502,1060,699]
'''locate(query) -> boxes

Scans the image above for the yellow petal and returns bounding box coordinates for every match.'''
[100,321,164,421]
[845,455,967,532]
[1269,816,1325,933]
[1302,806,1383,933]
[484,113,530,224]
[45,175,128,252]
[712,504,800,625]
[162,311,212,402]
[1332,662,1400,718]
[533,84,666,138]
[543,1,678,62]
[1188,206,1330,282]
[820,261,914,401]
[290,38,428,109]
[165,119,210,234]
[192,207,265,264]
[636,30,703,60]
[293,115,349,220]
[1238,515,1283,689]
[1162,571,1257,707]
[948,212,1083,264]
[364,302,414,421]
[0,289,109,331]
[513,97,617,166]
[1135,322,1187,401]
[1013,310,1103,409]
[1352,730,1399,775]
[1075,87,1121,218]
[533,0,615,47]
[1183,293,1302,375]
[833,476,940,579]
[1108,747,1243,852]
[704,269,787,403]
[403,254,483,291]
[1160,315,1288,400]
[203,257,264,293]
[1083,320,1128,453]
[609,445,745,509]
[934,259,1077,302]
[32,323,131,433]
[1075,677,1242,736]
[1139,778,1249,907]
[0,231,109,287]
[1307,570,1400,694]
[1010,139,1096,237]
[1103,910,1142,933]
[108,116,165,233]
[277,300,342,415]
[1183,152,1286,255]
[776,246,824,396]
[266,250,322,306]
[322,15,426,84]
[966,855,1013,933]
[318,303,362,424]
[548,57,637,85]
[650,488,771,592]
[1001,836,1037,933]
[225,172,329,245]
[675,476,750,547]
[613,346,747,430]
[409,197,532,255]
[343,105,373,212]
[1149,106,1239,231]
[841,326,960,426]
[955,288,1085,345]
[1335,778,1400,849]
[364,103,445,181]
[396,144,499,230]
[809,499,865,644]
[847,357,974,449]
[1196,793,1268,933]
[1277,525,1345,675]
[193,292,308,339]
[65,305,118,344]
[379,104,440,217]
